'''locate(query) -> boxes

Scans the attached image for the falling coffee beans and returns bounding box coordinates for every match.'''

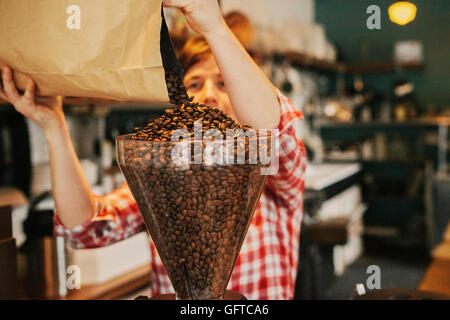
[165,69,190,106]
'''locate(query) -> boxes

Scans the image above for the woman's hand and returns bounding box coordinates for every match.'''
[163,0,226,38]
[0,66,64,135]
[0,65,97,229]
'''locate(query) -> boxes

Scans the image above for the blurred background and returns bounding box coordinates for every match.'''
[0,0,449,300]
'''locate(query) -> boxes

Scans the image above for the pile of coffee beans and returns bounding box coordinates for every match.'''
[133,101,253,142]
[118,74,270,299]
[120,155,266,299]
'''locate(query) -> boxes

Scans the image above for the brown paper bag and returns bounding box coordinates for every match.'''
[0,0,183,103]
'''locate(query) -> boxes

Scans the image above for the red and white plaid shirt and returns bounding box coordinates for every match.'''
[54,90,307,300]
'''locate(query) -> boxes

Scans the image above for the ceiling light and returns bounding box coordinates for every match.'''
[389,1,417,26]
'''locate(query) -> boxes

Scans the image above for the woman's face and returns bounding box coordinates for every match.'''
[183,55,237,121]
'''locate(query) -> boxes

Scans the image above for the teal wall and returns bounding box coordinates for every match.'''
[315,0,450,110]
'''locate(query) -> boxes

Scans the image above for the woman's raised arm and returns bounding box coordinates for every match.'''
[164,0,281,130]
[1,66,95,229]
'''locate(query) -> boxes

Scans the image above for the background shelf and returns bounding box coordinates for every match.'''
[285,50,424,75]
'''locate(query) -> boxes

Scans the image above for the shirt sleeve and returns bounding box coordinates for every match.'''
[53,183,146,249]
[264,89,307,211]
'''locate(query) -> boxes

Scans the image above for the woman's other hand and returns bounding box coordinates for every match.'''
[0,66,64,135]
[163,0,226,38]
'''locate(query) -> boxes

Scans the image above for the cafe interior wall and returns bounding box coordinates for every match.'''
[221,0,315,29]
[315,0,450,111]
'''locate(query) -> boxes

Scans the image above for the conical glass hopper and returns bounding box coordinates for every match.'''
[116,134,270,300]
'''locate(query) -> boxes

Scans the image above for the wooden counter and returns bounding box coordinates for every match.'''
[418,222,450,297]
[419,259,450,297]
[65,264,152,300]
[19,264,152,300]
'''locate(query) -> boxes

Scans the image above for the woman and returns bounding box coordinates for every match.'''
[0,0,306,299]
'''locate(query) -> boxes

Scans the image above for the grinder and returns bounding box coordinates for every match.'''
[117,134,270,300]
